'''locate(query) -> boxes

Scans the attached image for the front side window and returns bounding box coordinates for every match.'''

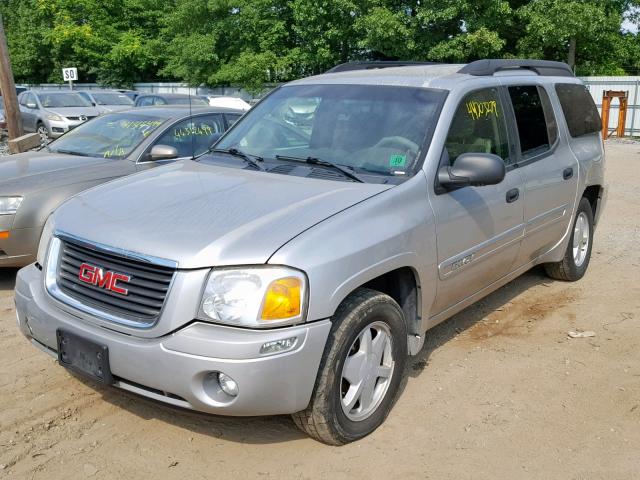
[152,114,226,158]
[215,84,445,178]
[137,97,154,107]
[508,85,551,159]
[37,92,91,108]
[445,88,510,165]
[47,113,166,159]
[555,84,601,138]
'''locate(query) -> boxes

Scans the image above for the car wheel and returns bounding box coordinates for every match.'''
[292,288,407,445]
[36,123,49,143]
[544,197,594,281]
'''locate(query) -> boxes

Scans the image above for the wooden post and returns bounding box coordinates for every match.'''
[601,92,610,140]
[0,14,23,140]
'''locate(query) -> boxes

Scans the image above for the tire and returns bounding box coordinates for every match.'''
[36,123,49,143]
[292,288,407,445]
[544,197,594,281]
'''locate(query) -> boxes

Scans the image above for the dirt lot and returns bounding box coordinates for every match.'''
[1,141,639,480]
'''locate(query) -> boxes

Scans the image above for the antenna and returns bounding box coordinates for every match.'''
[188,85,195,159]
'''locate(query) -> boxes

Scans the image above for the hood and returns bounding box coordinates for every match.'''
[52,161,391,268]
[45,106,101,117]
[0,150,124,194]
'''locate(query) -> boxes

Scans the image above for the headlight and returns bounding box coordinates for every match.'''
[198,267,307,328]
[0,196,23,215]
[36,216,54,265]
[46,113,63,121]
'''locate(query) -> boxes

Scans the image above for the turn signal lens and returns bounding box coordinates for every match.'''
[261,277,302,320]
[0,231,9,239]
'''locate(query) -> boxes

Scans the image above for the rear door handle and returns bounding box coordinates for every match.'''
[563,167,574,180]
[506,188,520,203]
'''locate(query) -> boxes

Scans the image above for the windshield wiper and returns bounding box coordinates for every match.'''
[211,148,265,171]
[275,155,364,183]
[52,149,88,157]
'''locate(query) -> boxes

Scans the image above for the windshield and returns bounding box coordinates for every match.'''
[38,92,91,108]
[166,96,209,106]
[216,84,445,177]
[48,113,166,159]
[92,93,134,106]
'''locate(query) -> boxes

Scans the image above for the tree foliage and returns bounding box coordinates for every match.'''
[0,0,638,89]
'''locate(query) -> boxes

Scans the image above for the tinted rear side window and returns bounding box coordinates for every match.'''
[508,85,550,159]
[555,84,601,138]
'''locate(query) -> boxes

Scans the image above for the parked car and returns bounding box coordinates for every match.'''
[0,97,6,130]
[115,89,139,102]
[17,90,102,141]
[134,93,210,107]
[76,90,135,113]
[206,95,251,111]
[15,60,605,445]
[0,105,242,267]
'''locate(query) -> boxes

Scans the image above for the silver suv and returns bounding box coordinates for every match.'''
[15,60,605,445]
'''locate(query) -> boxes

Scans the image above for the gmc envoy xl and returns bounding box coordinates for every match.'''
[15,60,605,445]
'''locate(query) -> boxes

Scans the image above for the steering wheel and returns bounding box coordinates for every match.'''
[373,136,420,154]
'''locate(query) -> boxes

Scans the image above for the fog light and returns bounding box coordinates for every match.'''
[218,372,239,397]
[260,337,298,355]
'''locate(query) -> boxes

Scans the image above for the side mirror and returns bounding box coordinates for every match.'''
[26,102,37,109]
[438,153,505,190]
[147,144,179,161]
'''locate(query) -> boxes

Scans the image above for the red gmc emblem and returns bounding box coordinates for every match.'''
[78,263,131,295]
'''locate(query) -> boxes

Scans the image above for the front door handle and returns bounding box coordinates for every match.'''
[506,188,520,204]
[563,167,574,180]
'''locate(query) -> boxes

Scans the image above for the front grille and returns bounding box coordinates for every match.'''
[56,238,175,324]
[66,116,97,121]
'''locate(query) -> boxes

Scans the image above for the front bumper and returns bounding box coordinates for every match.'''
[0,217,40,267]
[15,264,331,415]
[46,118,87,138]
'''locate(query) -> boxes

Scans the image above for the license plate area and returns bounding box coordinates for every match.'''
[56,329,113,384]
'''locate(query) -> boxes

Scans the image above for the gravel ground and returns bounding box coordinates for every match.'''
[0,141,638,479]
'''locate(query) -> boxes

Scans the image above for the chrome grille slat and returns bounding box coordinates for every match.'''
[56,238,176,324]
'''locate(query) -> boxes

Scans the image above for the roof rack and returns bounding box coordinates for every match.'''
[459,59,574,77]
[326,61,438,73]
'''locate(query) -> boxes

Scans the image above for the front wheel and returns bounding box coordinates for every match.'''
[544,197,594,281]
[292,288,407,445]
[36,123,49,143]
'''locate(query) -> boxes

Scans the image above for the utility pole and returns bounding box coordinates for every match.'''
[0,14,23,140]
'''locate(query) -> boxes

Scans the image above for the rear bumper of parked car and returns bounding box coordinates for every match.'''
[15,264,331,416]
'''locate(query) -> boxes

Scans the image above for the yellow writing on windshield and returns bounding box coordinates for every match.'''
[103,145,126,158]
[466,100,499,120]
[173,124,214,139]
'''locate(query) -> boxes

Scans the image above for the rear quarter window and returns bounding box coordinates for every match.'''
[555,84,601,138]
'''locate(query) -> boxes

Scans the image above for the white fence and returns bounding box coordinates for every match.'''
[582,77,640,137]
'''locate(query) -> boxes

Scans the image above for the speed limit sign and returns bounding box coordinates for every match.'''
[62,67,77,80]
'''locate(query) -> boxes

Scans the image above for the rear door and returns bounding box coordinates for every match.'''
[431,87,525,314]
[505,84,579,266]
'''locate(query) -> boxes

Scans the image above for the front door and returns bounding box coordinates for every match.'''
[504,84,579,265]
[431,87,525,314]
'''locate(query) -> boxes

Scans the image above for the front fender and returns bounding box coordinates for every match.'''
[269,173,437,332]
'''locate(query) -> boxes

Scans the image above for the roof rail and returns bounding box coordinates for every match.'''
[459,59,574,77]
[326,61,438,73]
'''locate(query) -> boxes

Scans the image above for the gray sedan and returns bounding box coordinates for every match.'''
[0,105,242,267]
